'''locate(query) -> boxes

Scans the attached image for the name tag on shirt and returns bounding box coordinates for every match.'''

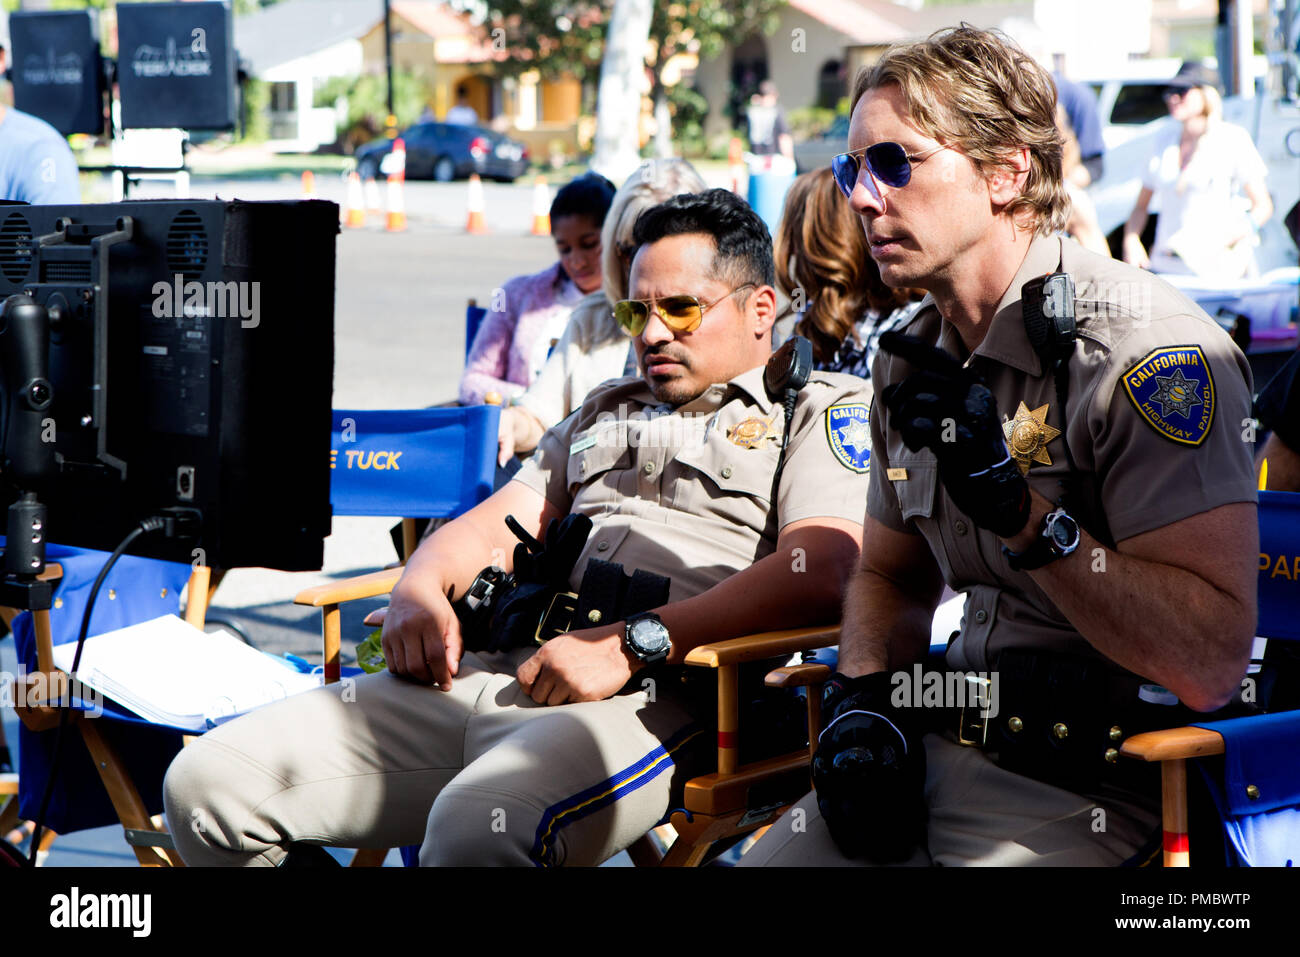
[570,434,599,455]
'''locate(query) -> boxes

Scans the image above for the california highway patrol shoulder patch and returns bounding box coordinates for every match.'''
[826,403,872,472]
[1122,345,1216,446]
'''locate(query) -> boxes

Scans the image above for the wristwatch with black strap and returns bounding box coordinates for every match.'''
[624,611,671,665]
[1002,506,1081,571]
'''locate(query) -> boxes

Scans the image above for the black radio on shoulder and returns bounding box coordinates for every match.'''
[1021,272,1076,365]
[765,334,814,398]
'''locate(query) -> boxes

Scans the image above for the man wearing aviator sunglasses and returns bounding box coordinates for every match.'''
[744,26,1257,870]
[830,142,948,204]
[613,282,755,337]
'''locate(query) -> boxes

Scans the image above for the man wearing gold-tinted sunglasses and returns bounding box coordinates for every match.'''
[164,188,874,868]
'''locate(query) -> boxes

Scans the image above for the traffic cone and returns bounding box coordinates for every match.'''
[465,173,488,234]
[344,171,366,228]
[301,169,317,199]
[386,170,407,232]
[383,137,408,231]
[530,176,551,235]
[728,137,745,194]
[365,177,383,215]
[390,138,407,178]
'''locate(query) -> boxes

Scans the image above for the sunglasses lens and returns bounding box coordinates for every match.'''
[831,153,859,198]
[865,142,911,188]
[659,297,703,329]
[614,301,648,336]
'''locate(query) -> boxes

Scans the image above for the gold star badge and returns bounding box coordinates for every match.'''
[1002,402,1060,475]
[728,415,778,449]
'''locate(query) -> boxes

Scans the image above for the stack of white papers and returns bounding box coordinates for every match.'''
[51,615,322,731]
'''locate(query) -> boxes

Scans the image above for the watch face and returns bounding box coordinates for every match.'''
[1048,514,1079,550]
[631,619,670,655]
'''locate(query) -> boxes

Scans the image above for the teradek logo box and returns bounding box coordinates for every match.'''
[7,10,106,136]
[117,1,236,130]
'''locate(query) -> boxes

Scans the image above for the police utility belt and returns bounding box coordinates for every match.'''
[452,513,670,653]
[930,648,1251,798]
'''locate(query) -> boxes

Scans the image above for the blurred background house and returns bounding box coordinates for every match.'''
[233,0,584,156]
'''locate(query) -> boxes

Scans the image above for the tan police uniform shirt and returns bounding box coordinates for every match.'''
[514,365,874,602]
[867,233,1258,672]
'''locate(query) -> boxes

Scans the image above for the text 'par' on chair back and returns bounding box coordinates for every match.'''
[1122,491,1300,866]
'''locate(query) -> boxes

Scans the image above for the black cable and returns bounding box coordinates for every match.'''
[771,388,799,497]
[27,517,164,866]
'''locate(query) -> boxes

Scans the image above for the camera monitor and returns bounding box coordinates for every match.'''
[7,10,106,136]
[0,199,337,570]
[116,1,236,130]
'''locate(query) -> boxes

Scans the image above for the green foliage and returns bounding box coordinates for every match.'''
[475,0,787,83]
[240,76,270,142]
[786,105,836,141]
[316,70,432,135]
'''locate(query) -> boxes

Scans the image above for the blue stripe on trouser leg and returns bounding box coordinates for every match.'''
[529,725,703,867]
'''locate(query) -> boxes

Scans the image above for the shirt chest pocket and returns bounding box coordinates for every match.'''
[566,440,633,497]
[672,435,776,525]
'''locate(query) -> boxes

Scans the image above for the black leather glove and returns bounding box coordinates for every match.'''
[813,671,926,863]
[878,331,1030,538]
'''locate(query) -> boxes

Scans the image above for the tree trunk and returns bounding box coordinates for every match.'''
[652,75,673,159]
[591,0,653,181]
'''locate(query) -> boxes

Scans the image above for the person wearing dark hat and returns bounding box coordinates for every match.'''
[1123,61,1273,280]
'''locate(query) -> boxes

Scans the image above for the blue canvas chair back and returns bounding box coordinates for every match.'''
[331,406,500,519]
[1190,490,1300,865]
[466,300,488,360]
[2,541,192,834]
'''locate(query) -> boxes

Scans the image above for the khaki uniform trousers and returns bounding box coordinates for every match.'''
[163,648,700,866]
[739,733,1161,867]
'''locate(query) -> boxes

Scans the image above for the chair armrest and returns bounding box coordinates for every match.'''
[765,663,832,689]
[293,568,404,607]
[1120,726,1225,762]
[684,625,839,668]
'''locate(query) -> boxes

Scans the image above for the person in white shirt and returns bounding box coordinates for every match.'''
[1123,61,1272,281]
[444,85,479,126]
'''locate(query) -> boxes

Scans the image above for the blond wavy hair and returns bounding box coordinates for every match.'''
[600,159,708,304]
[851,25,1069,235]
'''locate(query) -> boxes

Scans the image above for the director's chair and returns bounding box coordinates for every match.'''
[295,547,845,867]
[768,494,1300,868]
[1121,490,1300,866]
[3,546,197,866]
[2,406,500,866]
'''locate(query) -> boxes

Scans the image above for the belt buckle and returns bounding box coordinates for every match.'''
[956,674,993,747]
[535,591,579,644]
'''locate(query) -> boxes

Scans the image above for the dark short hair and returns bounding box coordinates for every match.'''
[630,187,775,291]
[550,172,616,227]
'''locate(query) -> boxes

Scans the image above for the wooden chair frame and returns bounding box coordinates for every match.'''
[5,562,221,867]
[771,658,1278,869]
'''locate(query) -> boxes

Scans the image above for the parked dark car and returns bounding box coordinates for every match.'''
[354,123,530,182]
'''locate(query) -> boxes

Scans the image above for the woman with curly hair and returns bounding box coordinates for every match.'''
[774,167,923,379]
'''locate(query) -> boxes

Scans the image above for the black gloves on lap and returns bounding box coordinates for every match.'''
[813,671,927,863]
